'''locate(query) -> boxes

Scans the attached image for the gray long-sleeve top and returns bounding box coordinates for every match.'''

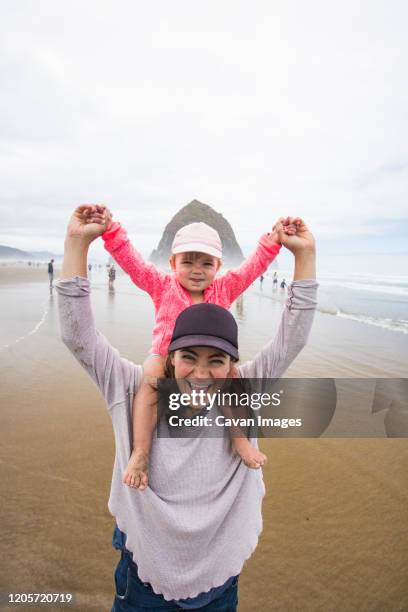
[56,277,318,601]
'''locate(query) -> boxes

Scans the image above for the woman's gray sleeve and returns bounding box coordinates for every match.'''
[56,277,140,409]
[239,279,318,380]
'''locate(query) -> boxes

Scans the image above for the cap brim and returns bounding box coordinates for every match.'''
[168,334,239,360]
[171,243,222,258]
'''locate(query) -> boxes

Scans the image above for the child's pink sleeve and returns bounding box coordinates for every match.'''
[215,234,281,303]
[102,222,167,301]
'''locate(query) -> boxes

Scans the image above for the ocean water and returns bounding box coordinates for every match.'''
[1,262,407,377]
[269,253,408,335]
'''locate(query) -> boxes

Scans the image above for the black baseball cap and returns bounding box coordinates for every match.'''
[168,303,239,360]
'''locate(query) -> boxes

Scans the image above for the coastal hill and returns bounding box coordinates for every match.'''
[0,245,60,260]
[149,200,244,266]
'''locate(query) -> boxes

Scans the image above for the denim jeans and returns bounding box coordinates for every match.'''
[111,550,239,611]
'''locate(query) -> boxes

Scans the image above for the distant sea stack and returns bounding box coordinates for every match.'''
[150,200,244,266]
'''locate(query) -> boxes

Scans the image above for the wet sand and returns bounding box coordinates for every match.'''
[0,264,53,284]
[0,267,407,611]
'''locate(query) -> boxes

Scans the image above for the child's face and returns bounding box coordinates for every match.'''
[170,252,221,294]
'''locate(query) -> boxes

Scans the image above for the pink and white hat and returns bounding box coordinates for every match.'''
[171,222,222,259]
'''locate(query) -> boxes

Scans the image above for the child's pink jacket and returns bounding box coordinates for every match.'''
[102,222,281,356]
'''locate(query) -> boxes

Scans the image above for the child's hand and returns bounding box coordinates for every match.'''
[85,204,113,231]
[269,217,298,244]
[274,217,315,254]
[66,204,111,242]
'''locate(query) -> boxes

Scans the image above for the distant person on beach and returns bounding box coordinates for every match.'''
[108,264,116,290]
[273,271,278,289]
[86,205,299,489]
[88,263,92,272]
[48,259,54,288]
[280,278,287,290]
[57,205,317,609]
[260,274,264,286]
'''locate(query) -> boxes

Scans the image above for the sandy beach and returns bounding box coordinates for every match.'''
[0,266,407,611]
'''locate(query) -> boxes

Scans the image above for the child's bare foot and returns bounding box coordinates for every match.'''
[232,438,267,469]
[122,449,149,490]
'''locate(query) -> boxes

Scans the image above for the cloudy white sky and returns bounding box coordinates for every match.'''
[1,0,407,260]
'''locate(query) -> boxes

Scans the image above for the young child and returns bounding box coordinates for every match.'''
[86,206,297,489]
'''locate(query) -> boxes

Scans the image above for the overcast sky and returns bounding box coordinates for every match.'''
[1,0,407,260]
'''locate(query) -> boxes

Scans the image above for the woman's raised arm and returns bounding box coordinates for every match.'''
[239,218,317,380]
[57,205,142,409]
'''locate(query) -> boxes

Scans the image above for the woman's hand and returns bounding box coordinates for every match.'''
[273,217,315,255]
[274,217,316,280]
[66,204,111,244]
[61,205,111,279]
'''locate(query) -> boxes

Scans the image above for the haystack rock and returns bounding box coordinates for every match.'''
[149,200,244,266]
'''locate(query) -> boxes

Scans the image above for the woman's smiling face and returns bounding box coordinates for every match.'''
[171,346,232,387]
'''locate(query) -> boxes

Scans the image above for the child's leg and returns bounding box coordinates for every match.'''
[122,355,165,489]
[223,366,267,469]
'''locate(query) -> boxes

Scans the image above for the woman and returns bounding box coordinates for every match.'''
[56,206,317,610]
